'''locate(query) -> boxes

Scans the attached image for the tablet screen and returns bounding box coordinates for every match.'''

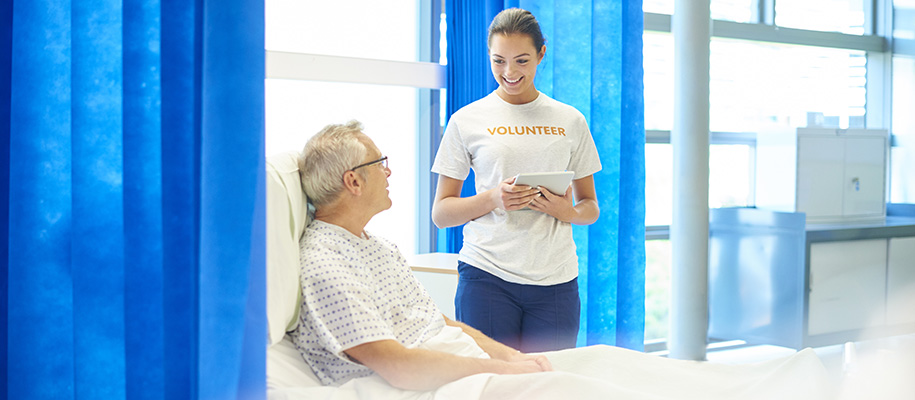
[513,171,575,195]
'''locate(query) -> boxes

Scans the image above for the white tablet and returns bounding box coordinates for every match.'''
[513,171,575,195]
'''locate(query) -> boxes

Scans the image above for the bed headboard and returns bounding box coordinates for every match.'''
[266,151,312,346]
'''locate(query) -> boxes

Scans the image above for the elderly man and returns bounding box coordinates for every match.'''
[294,120,552,391]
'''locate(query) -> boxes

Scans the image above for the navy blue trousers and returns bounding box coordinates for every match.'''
[455,262,580,353]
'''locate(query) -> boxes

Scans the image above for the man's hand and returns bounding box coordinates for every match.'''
[498,357,551,375]
[504,351,554,372]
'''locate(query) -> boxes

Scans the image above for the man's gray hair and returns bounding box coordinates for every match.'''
[298,120,369,209]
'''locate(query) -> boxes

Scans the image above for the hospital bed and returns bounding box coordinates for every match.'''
[265,151,836,400]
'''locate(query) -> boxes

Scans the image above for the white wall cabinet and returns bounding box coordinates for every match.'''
[756,128,888,223]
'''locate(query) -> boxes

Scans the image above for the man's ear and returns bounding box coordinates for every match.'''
[341,170,364,196]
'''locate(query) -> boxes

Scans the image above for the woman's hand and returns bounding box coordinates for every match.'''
[493,177,541,211]
[528,185,576,222]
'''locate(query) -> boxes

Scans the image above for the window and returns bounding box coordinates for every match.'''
[266,0,420,62]
[709,38,866,131]
[643,31,867,133]
[891,0,915,203]
[265,0,442,256]
[644,143,752,227]
[642,0,891,347]
[643,0,762,23]
[891,55,915,203]
[265,80,420,255]
[644,144,672,227]
[642,33,673,132]
[709,145,753,209]
[897,0,915,42]
[645,240,672,342]
[775,0,867,35]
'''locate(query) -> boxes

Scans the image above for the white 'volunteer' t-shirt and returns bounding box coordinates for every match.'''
[293,220,446,386]
[432,91,602,285]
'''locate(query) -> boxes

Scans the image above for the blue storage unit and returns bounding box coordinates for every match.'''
[709,206,915,349]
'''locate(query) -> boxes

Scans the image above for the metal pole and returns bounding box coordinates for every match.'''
[670,0,711,361]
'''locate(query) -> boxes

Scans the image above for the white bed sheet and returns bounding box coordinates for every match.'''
[268,327,834,400]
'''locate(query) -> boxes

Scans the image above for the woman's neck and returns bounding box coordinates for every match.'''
[496,87,539,105]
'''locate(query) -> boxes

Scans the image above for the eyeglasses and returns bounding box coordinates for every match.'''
[348,156,388,172]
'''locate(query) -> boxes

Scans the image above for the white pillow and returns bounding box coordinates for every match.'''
[266,151,311,346]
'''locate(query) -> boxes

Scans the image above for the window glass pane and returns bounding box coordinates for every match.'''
[645,143,672,226]
[266,79,419,255]
[775,0,866,35]
[645,32,867,134]
[645,240,671,342]
[644,0,756,22]
[710,145,752,208]
[646,143,752,226]
[891,55,915,203]
[643,0,673,15]
[710,0,756,23]
[896,0,915,40]
[710,38,866,132]
[643,32,673,131]
[265,0,419,62]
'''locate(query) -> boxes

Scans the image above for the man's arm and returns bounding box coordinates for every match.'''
[344,338,547,391]
[443,316,554,368]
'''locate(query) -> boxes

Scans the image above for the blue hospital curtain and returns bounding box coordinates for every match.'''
[443,0,646,350]
[1,1,266,399]
[442,0,503,251]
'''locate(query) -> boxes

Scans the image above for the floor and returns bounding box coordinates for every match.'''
[702,333,915,399]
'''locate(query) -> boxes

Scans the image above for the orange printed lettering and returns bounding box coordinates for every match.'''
[487,125,568,137]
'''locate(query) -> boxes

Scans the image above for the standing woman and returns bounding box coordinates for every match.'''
[431,8,601,353]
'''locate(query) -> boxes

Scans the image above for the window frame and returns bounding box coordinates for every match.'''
[641,0,903,350]
[642,1,897,236]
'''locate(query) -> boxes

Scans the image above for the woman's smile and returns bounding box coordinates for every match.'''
[489,32,544,104]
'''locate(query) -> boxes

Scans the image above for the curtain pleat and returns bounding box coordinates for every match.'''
[72,1,127,397]
[8,2,76,398]
[124,1,165,398]
[161,0,202,397]
[443,0,646,350]
[0,0,11,393]
[616,0,647,351]
[198,1,266,398]
[3,1,266,399]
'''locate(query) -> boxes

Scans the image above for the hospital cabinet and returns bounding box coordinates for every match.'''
[755,128,889,224]
[709,205,915,349]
